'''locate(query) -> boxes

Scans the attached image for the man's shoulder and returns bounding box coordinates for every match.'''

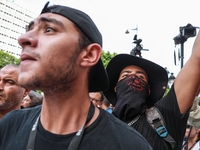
[98,110,152,149]
[104,111,136,130]
[0,106,42,149]
[0,105,41,125]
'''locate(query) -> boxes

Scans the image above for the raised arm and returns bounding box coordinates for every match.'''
[175,31,200,114]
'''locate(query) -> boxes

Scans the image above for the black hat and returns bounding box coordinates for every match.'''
[103,54,168,107]
[40,2,109,92]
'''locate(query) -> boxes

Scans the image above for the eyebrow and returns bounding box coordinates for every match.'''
[135,71,147,77]
[2,77,18,84]
[27,17,65,31]
[121,70,147,77]
[27,21,34,32]
[121,70,132,74]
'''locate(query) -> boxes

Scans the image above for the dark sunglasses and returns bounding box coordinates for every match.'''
[186,124,192,129]
[90,98,101,103]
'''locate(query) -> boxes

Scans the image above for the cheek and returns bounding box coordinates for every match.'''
[5,87,23,98]
[191,129,197,136]
[24,101,30,105]
[118,76,124,82]
[42,46,74,67]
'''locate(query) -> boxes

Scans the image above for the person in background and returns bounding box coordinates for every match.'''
[104,28,200,149]
[182,122,200,150]
[188,87,200,130]
[21,94,31,108]
[101,96,112,113]
[90,91,112,113]
[21,90,43,108]
[0,64,30,119]
[26,96,43,108]
[89,91,103,108]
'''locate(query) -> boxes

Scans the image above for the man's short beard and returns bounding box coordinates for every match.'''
[0,100,20,111]
[0,91,23,111]
[21,46,81,94]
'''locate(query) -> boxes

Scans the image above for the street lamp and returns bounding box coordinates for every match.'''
[165,67,175,88]
[125,26,138,35]
[125,26,148,57]
[168,73,175,88]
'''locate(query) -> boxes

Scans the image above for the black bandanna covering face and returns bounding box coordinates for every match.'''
[113,74,148,122]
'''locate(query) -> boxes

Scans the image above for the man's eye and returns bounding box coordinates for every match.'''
[7,81,14,84]
[27,27,33,32]
[122,74,130,79]
[45,27,56,33]
[138,75,144,79]
[122,75,128,78]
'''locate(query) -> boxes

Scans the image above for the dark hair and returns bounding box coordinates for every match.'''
[103,97,111,107]
[73,24,92,50]
[100,91,104,102]
[26,97,43,108]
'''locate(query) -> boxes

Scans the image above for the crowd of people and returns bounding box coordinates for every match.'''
[0,1,200,150]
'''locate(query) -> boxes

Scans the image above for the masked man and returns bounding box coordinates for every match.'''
[104,37,200,150]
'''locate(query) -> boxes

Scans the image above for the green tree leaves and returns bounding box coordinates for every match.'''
[101,50,117,68]
[0,51,21,69]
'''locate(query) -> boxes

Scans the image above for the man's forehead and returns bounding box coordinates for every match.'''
[120,65,147,74]
[89,92,101,98]
[0,67,19,77]
[30,13,72,26]
[37,13,62,20]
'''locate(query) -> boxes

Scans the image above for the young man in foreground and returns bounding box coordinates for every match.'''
[0,2,152,150]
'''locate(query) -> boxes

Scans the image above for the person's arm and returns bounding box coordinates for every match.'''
[174,30,200,114]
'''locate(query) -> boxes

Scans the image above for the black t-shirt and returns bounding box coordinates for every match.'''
[0,105,152,150]
[129,85,189,150]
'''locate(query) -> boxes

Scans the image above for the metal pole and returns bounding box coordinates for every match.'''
[180,41,184,69]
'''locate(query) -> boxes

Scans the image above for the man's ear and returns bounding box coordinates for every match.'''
[100,101,104,106]
[148,86,151,95]
[80,44,102,67]
[23,89,30,98]
[114,82,118,92]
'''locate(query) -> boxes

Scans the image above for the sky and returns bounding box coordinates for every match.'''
[14,0,200,77]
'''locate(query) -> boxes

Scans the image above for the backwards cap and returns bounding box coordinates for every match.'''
[41,1,102,46]
[40,2,109,92]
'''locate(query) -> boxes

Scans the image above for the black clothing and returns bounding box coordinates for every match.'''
[125,85,189,150]
[113,74,148,121]
[0,105,152,150]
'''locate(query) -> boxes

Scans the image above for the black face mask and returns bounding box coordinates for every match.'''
[113,74,148,122]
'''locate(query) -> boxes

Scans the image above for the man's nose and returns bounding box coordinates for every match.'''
[0,81,4,91]
[18,30,38,51]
